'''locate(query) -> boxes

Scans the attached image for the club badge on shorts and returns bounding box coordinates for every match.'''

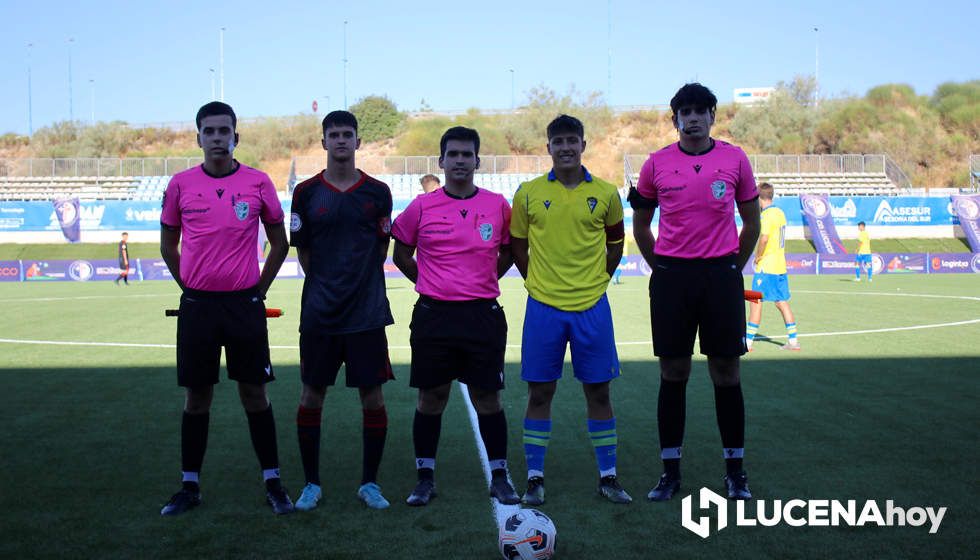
[711,180,727,200]
[479,222,493,241]
[234,200,249,220]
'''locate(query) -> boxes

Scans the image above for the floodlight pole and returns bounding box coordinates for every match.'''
[209,68,216,100]
[814,26,820,108]
[219,28,225,102]
[68,37,75,122]
[343,20,349,109]
[607,0,612,104]
[89,79,95,125]
[27,43,33,136]
[509,69,515,110]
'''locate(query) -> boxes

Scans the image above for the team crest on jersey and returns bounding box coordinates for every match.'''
[460,209,469,219]
[710,180,727,200]
[693,164,702,174]
[544,200,551,209]
[290,212,302,232]
[479,223,493,241]
[234,201,250,220]
[216,188,225,199]
[587,197,598,213]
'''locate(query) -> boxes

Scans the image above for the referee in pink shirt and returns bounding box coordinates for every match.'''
[159,102,292,515]
[630,84,761,501]
[392,127,521,507]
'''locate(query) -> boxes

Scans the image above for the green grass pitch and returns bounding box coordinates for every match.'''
[0,275,977,559]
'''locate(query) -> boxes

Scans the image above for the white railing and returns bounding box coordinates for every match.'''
[0,157,202,178]
[291,155,552,176]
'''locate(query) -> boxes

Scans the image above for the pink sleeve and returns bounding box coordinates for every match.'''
[160,176,181,227]
[500,198,512,245]
[391,197,420,246]
[636,156,658,201]
[259,175,285,224]
[735,149,758,202]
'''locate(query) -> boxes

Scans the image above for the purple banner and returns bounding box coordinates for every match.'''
[873,253,927,275]
[950,194,980,252]
[0,260,21,282]
[800,194,848,254]
[741,253,819,275]
[929,253,980,274]
[23,259,133,282]
[52,197,81,243]
[139,259,175,282]
[818,253,926,275]
[819,255,860,275]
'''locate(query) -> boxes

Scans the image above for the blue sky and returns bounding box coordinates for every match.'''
[1,0,977,135]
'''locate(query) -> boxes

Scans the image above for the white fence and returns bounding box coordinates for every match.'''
[0,157,203,178]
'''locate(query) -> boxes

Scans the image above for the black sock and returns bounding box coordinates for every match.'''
[658,378,687,477]
[181,411,209,490]
[297,405,322,486]
[478,410,508,471]
[413,410,441,479]
[246,405,280,472]
[362,406,388,485]
[714,384,746,475]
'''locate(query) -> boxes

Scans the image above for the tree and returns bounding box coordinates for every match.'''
[349,95,406,143]
[502,85,612,154]
[728,75,821,153]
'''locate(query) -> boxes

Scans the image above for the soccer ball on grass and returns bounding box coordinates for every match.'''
[498,508,556,559]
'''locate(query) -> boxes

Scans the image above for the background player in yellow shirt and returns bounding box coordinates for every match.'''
[746,183,799,351]
[854,221,873,282]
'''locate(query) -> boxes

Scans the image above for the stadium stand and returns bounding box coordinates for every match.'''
[0,154,924,202]
[0,176,142,201]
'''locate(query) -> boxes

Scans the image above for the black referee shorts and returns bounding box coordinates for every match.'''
[649,255,747,358]
[409,296,507,391]
[176,287,274,387]
[299,327,394,388]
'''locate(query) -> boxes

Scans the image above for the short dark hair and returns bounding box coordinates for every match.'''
[670,83,718,115]
[420,174,440,186]
[196,102,237,131]
[322,110,358,135]
[546,114,584,140]
[858,221,866,227]
[122,231,128,236]
[439,126,480,157]
[758,182,774,200]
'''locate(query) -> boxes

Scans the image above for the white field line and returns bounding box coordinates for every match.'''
[1,290,978,349]
[458,382,521,530]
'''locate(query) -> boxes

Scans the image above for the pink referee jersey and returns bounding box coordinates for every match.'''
[391,187,511,301]
[636,141,758,259]
[161,163,284,291]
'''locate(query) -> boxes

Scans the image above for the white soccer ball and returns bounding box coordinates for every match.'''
[498,508,557,560]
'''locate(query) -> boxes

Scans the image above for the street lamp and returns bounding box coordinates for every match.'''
[814,27,820,108]
[68,37,75,122]
[27,43,33,136]
[343,20,349,109]
[89,79,95,125]
[219,28,226,101]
